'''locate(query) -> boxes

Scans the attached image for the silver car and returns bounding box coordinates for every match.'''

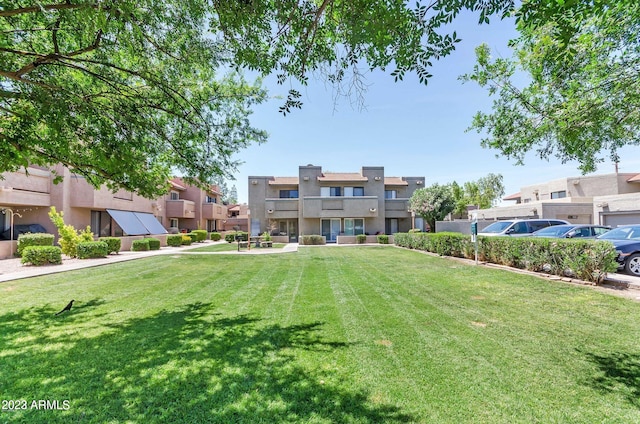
[531,224,611,238]
[479,219,570,237]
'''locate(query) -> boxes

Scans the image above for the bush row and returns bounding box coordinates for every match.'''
[394,232,619,284]
[77,241,108,259]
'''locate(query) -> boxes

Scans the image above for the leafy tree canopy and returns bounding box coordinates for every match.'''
[1,0,519,198]
[462,0,640,173]
[452,173,504,216]
[409,183,455,232]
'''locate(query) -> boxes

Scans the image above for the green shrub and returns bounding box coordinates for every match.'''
[48,206,94,257]
[131,239,150,251]
[261,231,272,242]
[186,232,199,243]
[299,235,325,245]
[100,237,122,254]
[395,232,618,284]
[77,241,108,259]
[167,234,183,247]
[16,233,54,256]
[181,235,193,245]
[356,234,367,244]
[192,230,208,242]
[21,246,62,266]
[146,238,161,250]
[210,232,222,241]
[377,234,389,244]
[225,232,248,243]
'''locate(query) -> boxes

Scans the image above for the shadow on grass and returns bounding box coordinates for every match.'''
[0,302,414,423]
[583,351,640,408]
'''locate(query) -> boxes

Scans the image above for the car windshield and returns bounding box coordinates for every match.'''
[481,221,514,233]
[598,225,640,240]
[533,225,574,237]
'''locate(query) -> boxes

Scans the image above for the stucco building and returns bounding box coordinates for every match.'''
[472,172,640,225]
[248,165,425,242]
[0,165,227,258]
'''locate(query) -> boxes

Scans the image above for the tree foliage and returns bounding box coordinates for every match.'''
[0,0,522,198]
[452,173,504,215]
[1,1,268,198]
[462,1,640,173]
[409,184,455,232]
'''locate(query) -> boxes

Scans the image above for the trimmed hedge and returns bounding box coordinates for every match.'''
[77,241,108,259]
[210,232,222,241]
[394,232,619,284]
[100,237,122,254]
[131,239,150,251]
[377,234,389,244]
[167,234,183,247]
[181,235,193,245]
[17,233,54,256]
[225,232,248,243]
[21,246,62,266]
[299,235,325,245]
[186,233,199,243]
[191,230,207,242]
[356,234,367,244]
[146,238,161,250]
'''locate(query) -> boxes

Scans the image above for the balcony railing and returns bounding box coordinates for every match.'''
[302,196,379,218]
[202,202,227,220]
[264,198,299,218]
[165,199,196,219]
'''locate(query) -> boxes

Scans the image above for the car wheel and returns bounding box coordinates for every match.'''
[625,253,640,276]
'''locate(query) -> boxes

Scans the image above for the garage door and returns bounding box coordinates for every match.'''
[603,213,640,227]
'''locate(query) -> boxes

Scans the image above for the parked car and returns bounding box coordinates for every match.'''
[478,219,570,237]
[596,224,640,276]
[530,224,611,239]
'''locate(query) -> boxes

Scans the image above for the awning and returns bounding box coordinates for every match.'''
[106,209,168,235]
[133,212,168,235]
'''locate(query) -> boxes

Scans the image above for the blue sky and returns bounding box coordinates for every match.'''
[229,12,640,204]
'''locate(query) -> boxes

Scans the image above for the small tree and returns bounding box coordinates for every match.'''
[409,184,455,233]
[48,207,94,258]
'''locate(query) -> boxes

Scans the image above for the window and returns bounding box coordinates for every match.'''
[90,210,112,237]
[344,218,364,235]
[551,190,567,199]
[279,190,299,198]
[344,187,363,196]
[385,190,397,199]
[170,218,179,228]
[170,191,180,200]
[205,195,217,203]
[321,187,341,197]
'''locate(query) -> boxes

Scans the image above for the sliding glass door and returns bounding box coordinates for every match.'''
[321,219,341,242]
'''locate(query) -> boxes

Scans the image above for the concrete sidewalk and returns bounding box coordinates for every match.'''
[0,241,299,283]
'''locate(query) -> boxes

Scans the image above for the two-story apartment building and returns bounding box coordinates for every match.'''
[248,165,425,242]
[472,172,640,225]
[0,165,227,258]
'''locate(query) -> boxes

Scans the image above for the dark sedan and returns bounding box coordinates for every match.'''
[597,225,640,276]
[531,224,611,238]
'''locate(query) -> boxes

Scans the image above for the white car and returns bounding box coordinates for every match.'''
[479,219,570,237]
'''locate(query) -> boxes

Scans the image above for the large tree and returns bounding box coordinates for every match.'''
[1,0,516,197]
[452,173,504,216]
[462,0,640,173]
[409,183,455,233]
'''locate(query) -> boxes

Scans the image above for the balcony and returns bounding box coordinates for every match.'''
[264,198,299,219]
[385,198,411,218]
[165,199,196,219]
[302,196,379,218]
[202,202,227,220]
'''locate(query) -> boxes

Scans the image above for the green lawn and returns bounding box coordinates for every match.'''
[188,242,285,252]
[1,246,639,423]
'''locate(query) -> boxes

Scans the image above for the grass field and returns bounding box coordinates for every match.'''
[1,246,639,423]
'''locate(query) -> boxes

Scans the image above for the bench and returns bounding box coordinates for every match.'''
[260,241,273,248]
